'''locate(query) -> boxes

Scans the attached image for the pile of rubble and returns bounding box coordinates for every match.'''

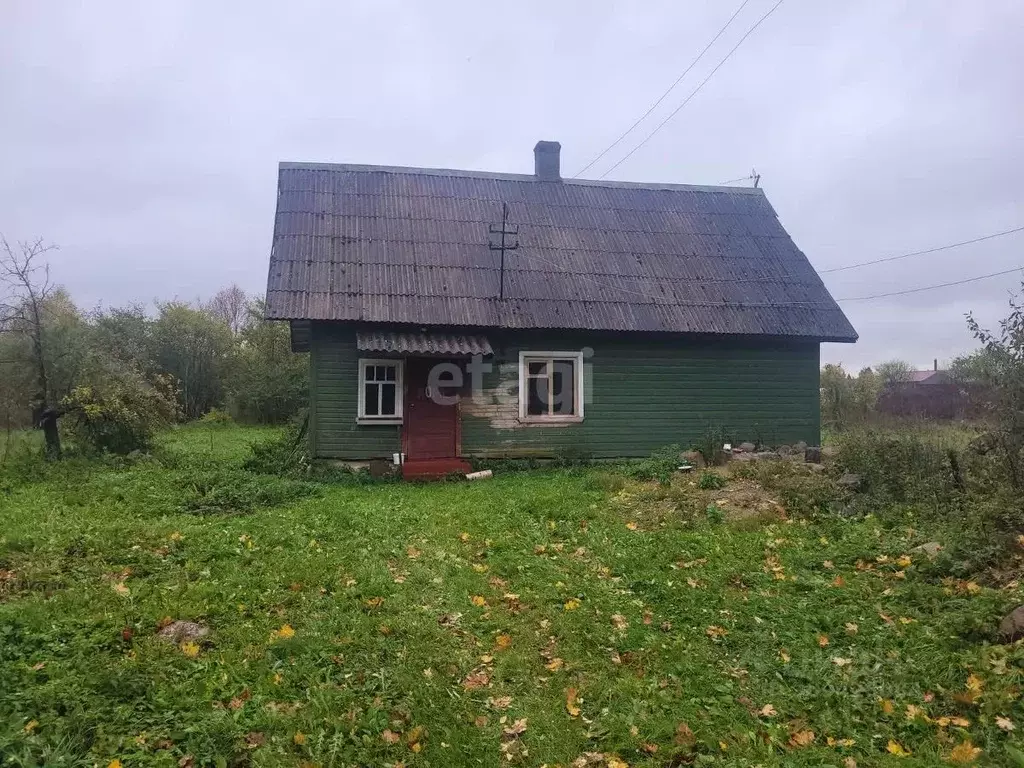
[682,441,836,469]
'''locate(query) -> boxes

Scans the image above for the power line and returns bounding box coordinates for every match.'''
[820,224,1024,274]
[835,266,1022,302]
[572,0,753,179]
[598,0,786,180]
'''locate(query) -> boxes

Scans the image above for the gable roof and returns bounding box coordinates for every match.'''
[265,161,857,342]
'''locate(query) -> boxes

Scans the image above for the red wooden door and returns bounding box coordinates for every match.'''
[404,359,459,459]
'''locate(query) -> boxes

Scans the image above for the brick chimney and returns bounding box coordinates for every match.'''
[534,140,561,181]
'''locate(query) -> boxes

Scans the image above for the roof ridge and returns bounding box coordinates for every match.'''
[278,161,766,196]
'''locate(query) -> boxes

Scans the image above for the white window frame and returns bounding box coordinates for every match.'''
[518,351,585,423]
[357,358,404,425]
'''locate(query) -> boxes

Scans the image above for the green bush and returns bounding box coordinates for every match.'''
[694,425,727,466]
[199,408,234,427]
[243,418,311,476]
[834,429,957,505]
[62,371,180,455]
[697,471,726,490]
[623,444,681,485]
[180,469,318,514]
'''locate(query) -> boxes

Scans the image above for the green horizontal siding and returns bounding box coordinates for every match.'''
[310,324,401,460]
[460,332,820,459]
[309,324,821,460]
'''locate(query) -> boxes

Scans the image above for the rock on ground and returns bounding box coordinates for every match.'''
[738,442,756,453]
[910,542,942,559]
[680,450,705,469]
[157,620,210,643]
[999,605,1024,643]
[805,447,823,463]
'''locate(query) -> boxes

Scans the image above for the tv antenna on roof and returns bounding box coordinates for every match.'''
[488,202,519,301]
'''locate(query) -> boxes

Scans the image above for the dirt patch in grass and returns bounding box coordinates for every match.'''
[706,477,787,523]
[609,470,788,528]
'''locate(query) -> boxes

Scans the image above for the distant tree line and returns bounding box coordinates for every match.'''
[1,235,307,456]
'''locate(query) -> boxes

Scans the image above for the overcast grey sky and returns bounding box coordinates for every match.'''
[2,0,1022,370]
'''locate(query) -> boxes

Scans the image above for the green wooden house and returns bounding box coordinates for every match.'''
[265,141,856,477]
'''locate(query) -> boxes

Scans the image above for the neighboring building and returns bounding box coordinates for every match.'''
[265,141,857,476]
[878,360,964,419]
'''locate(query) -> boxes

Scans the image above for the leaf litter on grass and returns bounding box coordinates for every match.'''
[4,428,1024,766]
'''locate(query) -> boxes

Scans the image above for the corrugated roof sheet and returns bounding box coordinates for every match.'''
[265,162,857,342]
[356,331,493,356]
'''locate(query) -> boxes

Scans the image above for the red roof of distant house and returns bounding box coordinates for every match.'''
[907,369,948,384]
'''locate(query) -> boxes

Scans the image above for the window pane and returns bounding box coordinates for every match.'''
[551,360,575,415]
[383,365,396,381]
[364,383,379,415]
[528,361,546,376]
[380,382,396,415]
[527,375,547,415]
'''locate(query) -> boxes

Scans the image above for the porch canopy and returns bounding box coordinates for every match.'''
[356,330,493,357]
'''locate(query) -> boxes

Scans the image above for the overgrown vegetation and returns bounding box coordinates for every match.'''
[1,234,308,457]
[4,424,1024,766]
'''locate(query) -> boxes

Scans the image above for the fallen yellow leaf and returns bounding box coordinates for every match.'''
[293,732,306,745]
[107,761,122,768]
[545,658,564,671]
[563,598,581,611]
[180,641,200,658]
[788,729,815,748]
[607,758,628,768]
[625,521,638,531]
[879,698,895,714]
[470,595,488,607]
[565,687,581,717]
[758,704,777,717]
[948,739,981,764]
[886,739,910,757]
[845,622,859,634]
[818,634,830,647]
[494,633,511,650]
[997,716,1015,731]
[23,720,38,733]
[271,624,295,641]
[896,555,912,568]
[705,625,728,639]
[826,736,856,747]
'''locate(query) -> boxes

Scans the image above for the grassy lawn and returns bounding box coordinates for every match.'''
[2,426,1023,766]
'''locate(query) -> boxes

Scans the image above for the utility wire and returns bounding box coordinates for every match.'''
[572,0,753,179]
[820,224,1024,274]
[835,266,1022,302]
[598,0,786,180]
[718,174,754,185]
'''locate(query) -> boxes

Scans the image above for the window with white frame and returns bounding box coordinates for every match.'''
[518,351,584,421]
[358,359,403,422]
